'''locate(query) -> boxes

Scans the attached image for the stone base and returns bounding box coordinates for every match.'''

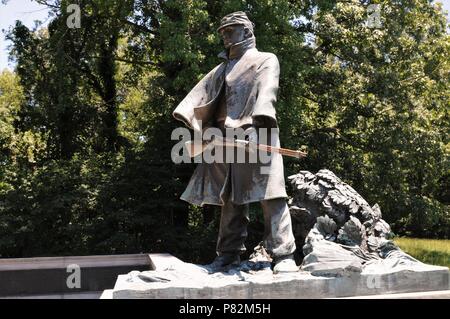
[0,254,152,297]
[108,254,450,299]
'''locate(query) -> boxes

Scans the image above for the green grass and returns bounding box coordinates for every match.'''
[394,238,450,268]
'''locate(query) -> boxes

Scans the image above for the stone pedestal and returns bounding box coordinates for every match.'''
[104,253,450,299]
[0,254,151,298]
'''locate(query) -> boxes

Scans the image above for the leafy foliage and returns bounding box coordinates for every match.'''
[0,0,448,261]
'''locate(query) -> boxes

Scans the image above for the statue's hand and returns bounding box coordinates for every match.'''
[244,126,258,144]
[243,126,258,154]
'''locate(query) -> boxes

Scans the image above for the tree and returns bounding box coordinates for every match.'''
[288,0,449,237]
[0,0,448,261]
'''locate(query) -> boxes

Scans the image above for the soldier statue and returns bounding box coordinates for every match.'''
[173,11,298,273]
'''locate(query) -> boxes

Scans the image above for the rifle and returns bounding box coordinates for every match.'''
[185,136,307,159]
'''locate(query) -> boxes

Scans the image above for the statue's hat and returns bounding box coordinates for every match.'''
[217,11,254,33]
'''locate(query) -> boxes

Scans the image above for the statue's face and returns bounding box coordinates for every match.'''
[219,25,247,49]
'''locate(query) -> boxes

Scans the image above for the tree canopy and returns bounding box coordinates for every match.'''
[0,0,448,261]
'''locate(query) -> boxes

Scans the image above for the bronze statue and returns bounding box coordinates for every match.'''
[173,11,298,273]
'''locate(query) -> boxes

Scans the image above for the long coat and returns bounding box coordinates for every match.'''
[173,37,287,206]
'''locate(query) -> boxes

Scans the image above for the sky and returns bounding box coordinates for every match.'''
[1,0,449,71]
[0,0,51,71]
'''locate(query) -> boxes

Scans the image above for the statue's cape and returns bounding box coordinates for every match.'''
[173,37,280,132]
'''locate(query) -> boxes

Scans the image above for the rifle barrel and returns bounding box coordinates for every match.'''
[256,144,307,159]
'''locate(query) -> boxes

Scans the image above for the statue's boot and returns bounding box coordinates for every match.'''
[273,254,298,274]
[205,254,241,273]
